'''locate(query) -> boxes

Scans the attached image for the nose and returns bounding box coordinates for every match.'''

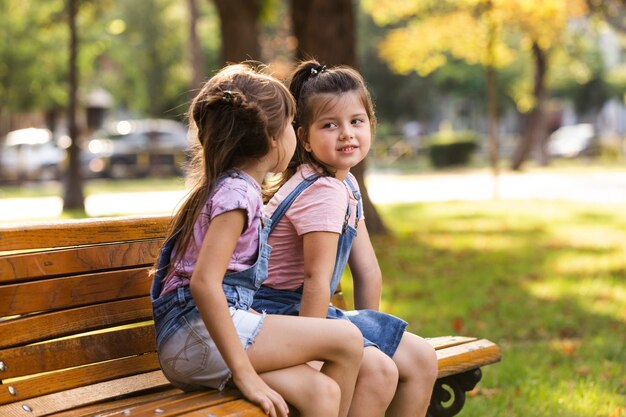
[339,126,353,141]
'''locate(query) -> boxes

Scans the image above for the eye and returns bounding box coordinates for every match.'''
[352,118,365,125]
[323,122,337,129]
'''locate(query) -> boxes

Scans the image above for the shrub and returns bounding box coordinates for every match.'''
[426,130,479,168]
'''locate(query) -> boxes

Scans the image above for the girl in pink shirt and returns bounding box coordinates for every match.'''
[151,62,363,417]
[253,60,438,417]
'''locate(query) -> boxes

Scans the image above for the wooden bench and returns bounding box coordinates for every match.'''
[0,214,501,417]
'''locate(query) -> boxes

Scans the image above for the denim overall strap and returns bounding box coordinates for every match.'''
[151,231,179,301]
[343,176,362,227]
[327,176,362,295]
[269,174,320,234]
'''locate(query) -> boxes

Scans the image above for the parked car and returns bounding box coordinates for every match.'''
[548,123,598,158]
[0,128,65,182]
[84,119,190,178]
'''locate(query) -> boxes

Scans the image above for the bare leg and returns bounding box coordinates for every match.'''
[248,314,363,417]
[387,332,438,417]
[260,364,340,417]
[347,346,398,417]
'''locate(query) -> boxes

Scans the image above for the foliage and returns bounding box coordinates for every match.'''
[343,198,626,416]
[361,0,592,114]
[0,0,222,123]
[425,129,479,167]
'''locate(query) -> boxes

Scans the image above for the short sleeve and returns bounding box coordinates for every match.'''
[286,177,348,235]
[209,177,259,229]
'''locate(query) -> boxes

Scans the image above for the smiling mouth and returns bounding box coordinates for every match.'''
[337,145,358,152]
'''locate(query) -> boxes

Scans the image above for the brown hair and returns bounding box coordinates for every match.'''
[271,59,376,190]
[162,62,296,275]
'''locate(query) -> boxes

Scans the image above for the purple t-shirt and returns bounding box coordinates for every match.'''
[160,171,263,296]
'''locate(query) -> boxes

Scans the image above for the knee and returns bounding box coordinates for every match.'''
[336,320,364,360]
[396,334,438,385]
[359,349,398,402]
[302,373,341,415]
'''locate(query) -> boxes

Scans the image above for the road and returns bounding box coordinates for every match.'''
[1,169,626,222]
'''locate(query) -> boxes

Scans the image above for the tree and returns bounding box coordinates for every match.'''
[290,0,387,234]
[63,0,85,211]
[363,0,589,171]
[212,0,263,63]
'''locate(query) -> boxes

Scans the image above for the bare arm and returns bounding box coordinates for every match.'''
[300,230,340,317]
[190,210,288,417]
[347,220,382,311]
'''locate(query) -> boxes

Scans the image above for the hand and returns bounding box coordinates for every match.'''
[232,371,289,417]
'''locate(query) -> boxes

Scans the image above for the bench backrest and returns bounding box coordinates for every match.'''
[0,213,347,415]
[0,215,172,414]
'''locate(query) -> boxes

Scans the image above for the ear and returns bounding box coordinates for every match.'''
[269,136,278,149]
[297,127,312,152]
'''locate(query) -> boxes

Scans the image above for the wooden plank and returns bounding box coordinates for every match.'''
[0,353,160,404]
[0,370,170,417]
[0,215,170,252]
[0,297,153,349]
[86,389,243,417]
[187,398,266,417]
[0,267,152,316]
[0,240,162,283]
[0,325,155,379]
[49,388,183,417]
[427,336,477,350]
[436,339,502,378]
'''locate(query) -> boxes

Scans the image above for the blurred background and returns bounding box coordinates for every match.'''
[1,2,625,416]
[1,0,626,215]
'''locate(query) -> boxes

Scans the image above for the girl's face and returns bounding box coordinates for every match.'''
[303,91,371,180]
[274,118,297,173]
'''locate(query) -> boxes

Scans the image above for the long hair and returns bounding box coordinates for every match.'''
[270,59,376,192]
[163,62,295,275]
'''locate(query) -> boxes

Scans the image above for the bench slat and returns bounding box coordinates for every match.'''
[0,215,170,252]
[428,336,477,350]
[49,388,184,417]
[0,240,162,283]
[0,370,170,417]
[0,297,153,349]
[0,353,160,405]
[436,339,502,378]
[0,267,151,316]
[196,398,266,417]
[0,325,155,379]
[87,389,244,417]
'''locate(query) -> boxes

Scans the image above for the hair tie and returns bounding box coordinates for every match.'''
[222,90,234,103]
[310,65,326,77]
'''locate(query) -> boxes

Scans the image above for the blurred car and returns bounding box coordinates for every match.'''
[0,128,65,182]
[84,119,190,178]
[548,123,598,158]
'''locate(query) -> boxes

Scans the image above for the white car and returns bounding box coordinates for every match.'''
[0,128,65,182]
[548,123,597,158]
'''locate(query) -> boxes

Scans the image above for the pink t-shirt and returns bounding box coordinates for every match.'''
[160,171,263,296]
[264,165,361,290]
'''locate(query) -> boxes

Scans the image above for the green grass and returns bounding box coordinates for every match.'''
[340,200,625,417]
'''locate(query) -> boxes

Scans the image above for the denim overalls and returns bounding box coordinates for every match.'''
[253,174,407,358]
[151,170,272,391]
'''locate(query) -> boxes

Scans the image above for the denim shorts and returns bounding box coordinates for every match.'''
[155,288,265,391]
[253,286,407,358]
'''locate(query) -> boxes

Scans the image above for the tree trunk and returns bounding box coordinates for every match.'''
[188,0,204,92]
[511,41,548,171]
[62,0,85,212]
[290,0,387,234]
[485,4,500,199]
[212,0,262,64]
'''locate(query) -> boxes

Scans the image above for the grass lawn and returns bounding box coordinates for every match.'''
[339,200,626,417]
